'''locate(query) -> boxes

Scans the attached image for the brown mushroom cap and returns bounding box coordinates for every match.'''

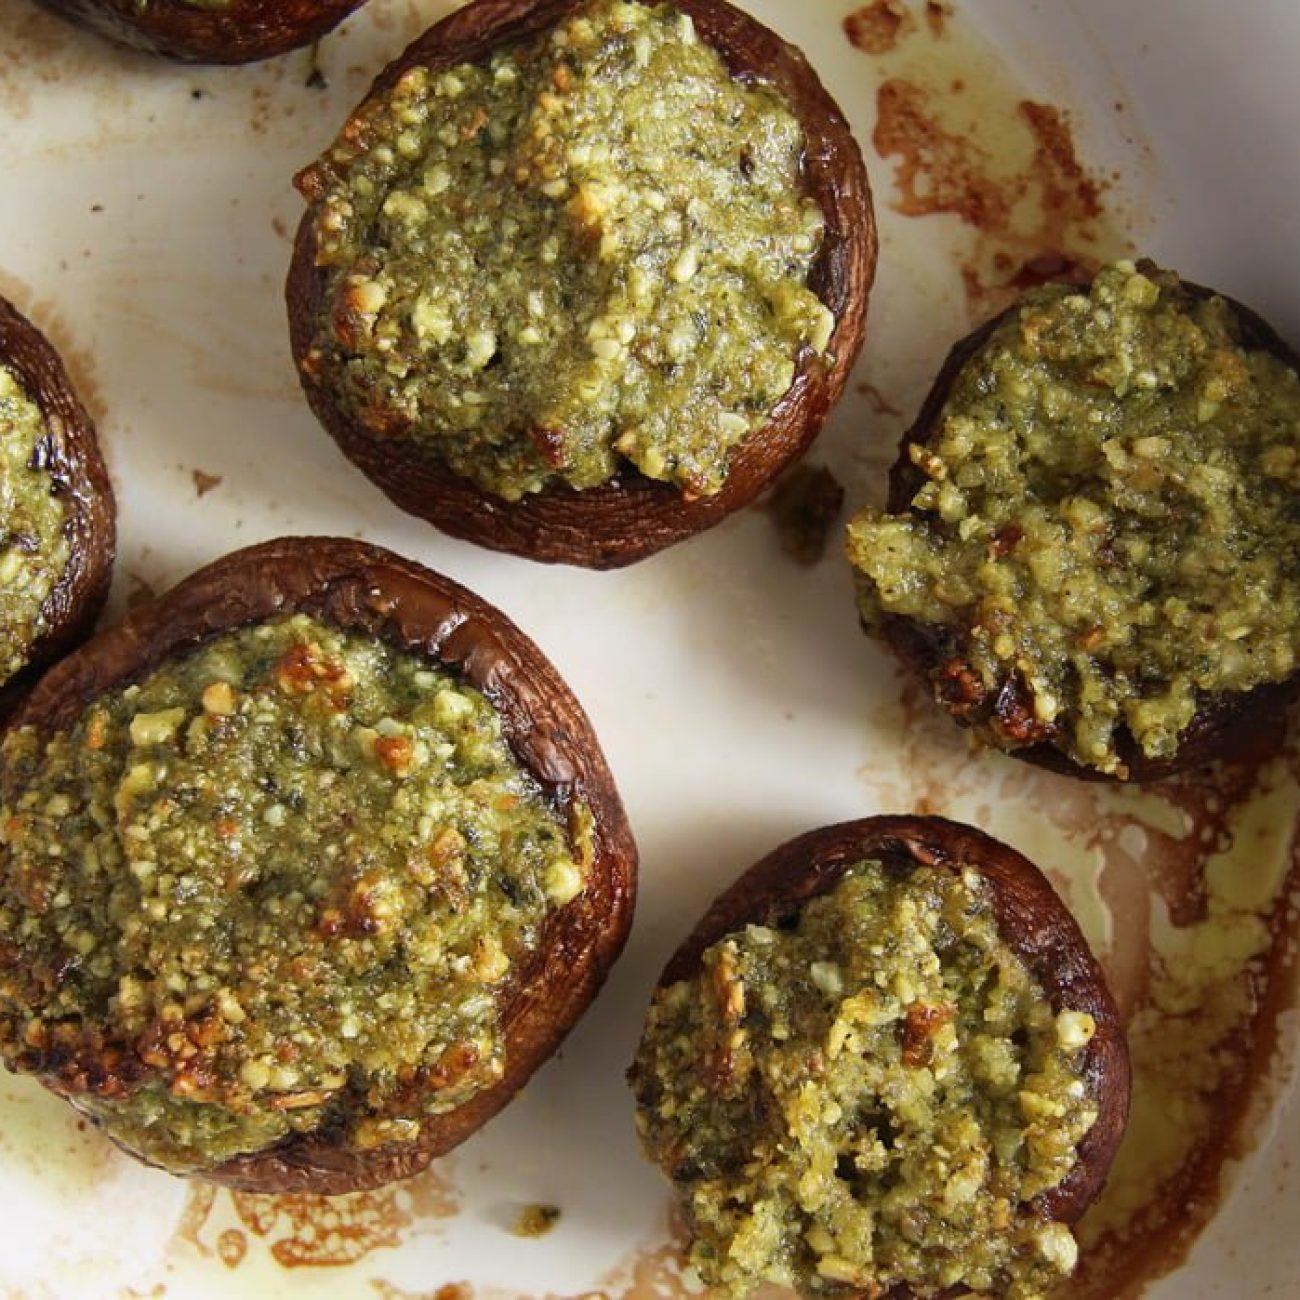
[873,280,1300,783]
[655,815,1130,1241]
[8,536,637,1194]
[0,294,114,719]
[34,0,365,64]
[287,0,876,568]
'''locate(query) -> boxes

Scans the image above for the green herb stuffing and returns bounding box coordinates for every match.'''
[302,0,832,501]
[847,261,1300,776]
[631,860,1097,1298]
[0,614,588,1173]
[0,364,68,686]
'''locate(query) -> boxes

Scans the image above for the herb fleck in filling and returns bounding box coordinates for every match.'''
[0,614,588,1173]
[847,260,1300,775]
[301,0,832,501]
[631,860,1097,1299]
[0,364,68,686]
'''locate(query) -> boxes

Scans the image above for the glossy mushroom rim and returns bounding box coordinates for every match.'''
[0,294,115,718]
[8,536,638,1194]
[287,0,876,568]
[873,280,1300,783]
[34,0,367,64]
[654,815,1131,1229]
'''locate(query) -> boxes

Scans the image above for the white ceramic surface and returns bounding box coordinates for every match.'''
[0,1,1296,1297]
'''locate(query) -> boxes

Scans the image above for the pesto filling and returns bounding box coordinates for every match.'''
[632,860,1097,1299]
[0,614,589,1173]
[0,364,68,687]
[847,261,1300,775]
[303,0,831,501]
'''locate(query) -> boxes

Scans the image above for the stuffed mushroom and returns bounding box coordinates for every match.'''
[288,0,875,566]
[0,294,114,716]
[631,815,1129,1298]
[847,260,1300,780]
[0,537,636,1192]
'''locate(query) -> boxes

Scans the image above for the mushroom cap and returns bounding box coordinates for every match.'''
[34,0,366,64]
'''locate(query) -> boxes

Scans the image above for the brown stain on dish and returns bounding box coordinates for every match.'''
[373,1212,696,1300]
[172,1183,219,1257]
[172,1160,461,1270]
[596,1234,696,1300]
[228,1188,412,1268]
[923,0,951,37]
[856,380,902,417]
[372,1285,473,1300]
[765,463,845,566]
[873,83,1110,318]
[1019,99,1104,218]
[0,272,109,431]
[373,1286,475,1300]
[549,1212,696,1300]
[249,85,278,135]
[216,1227,247,1269]
[873,77,1010,227]
[843,0,915,55]
[0,0,147,126]
[1074,768,1300,1297]
[403,1161,461,1220]
[870,677,1300,1298]
[0,3,76,117]
[191,469,222,497]
[124,571,159,611]
[90,277,302,405]
[843,0,952,53]
[0,0,393,151]
[852,3,1129,320]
